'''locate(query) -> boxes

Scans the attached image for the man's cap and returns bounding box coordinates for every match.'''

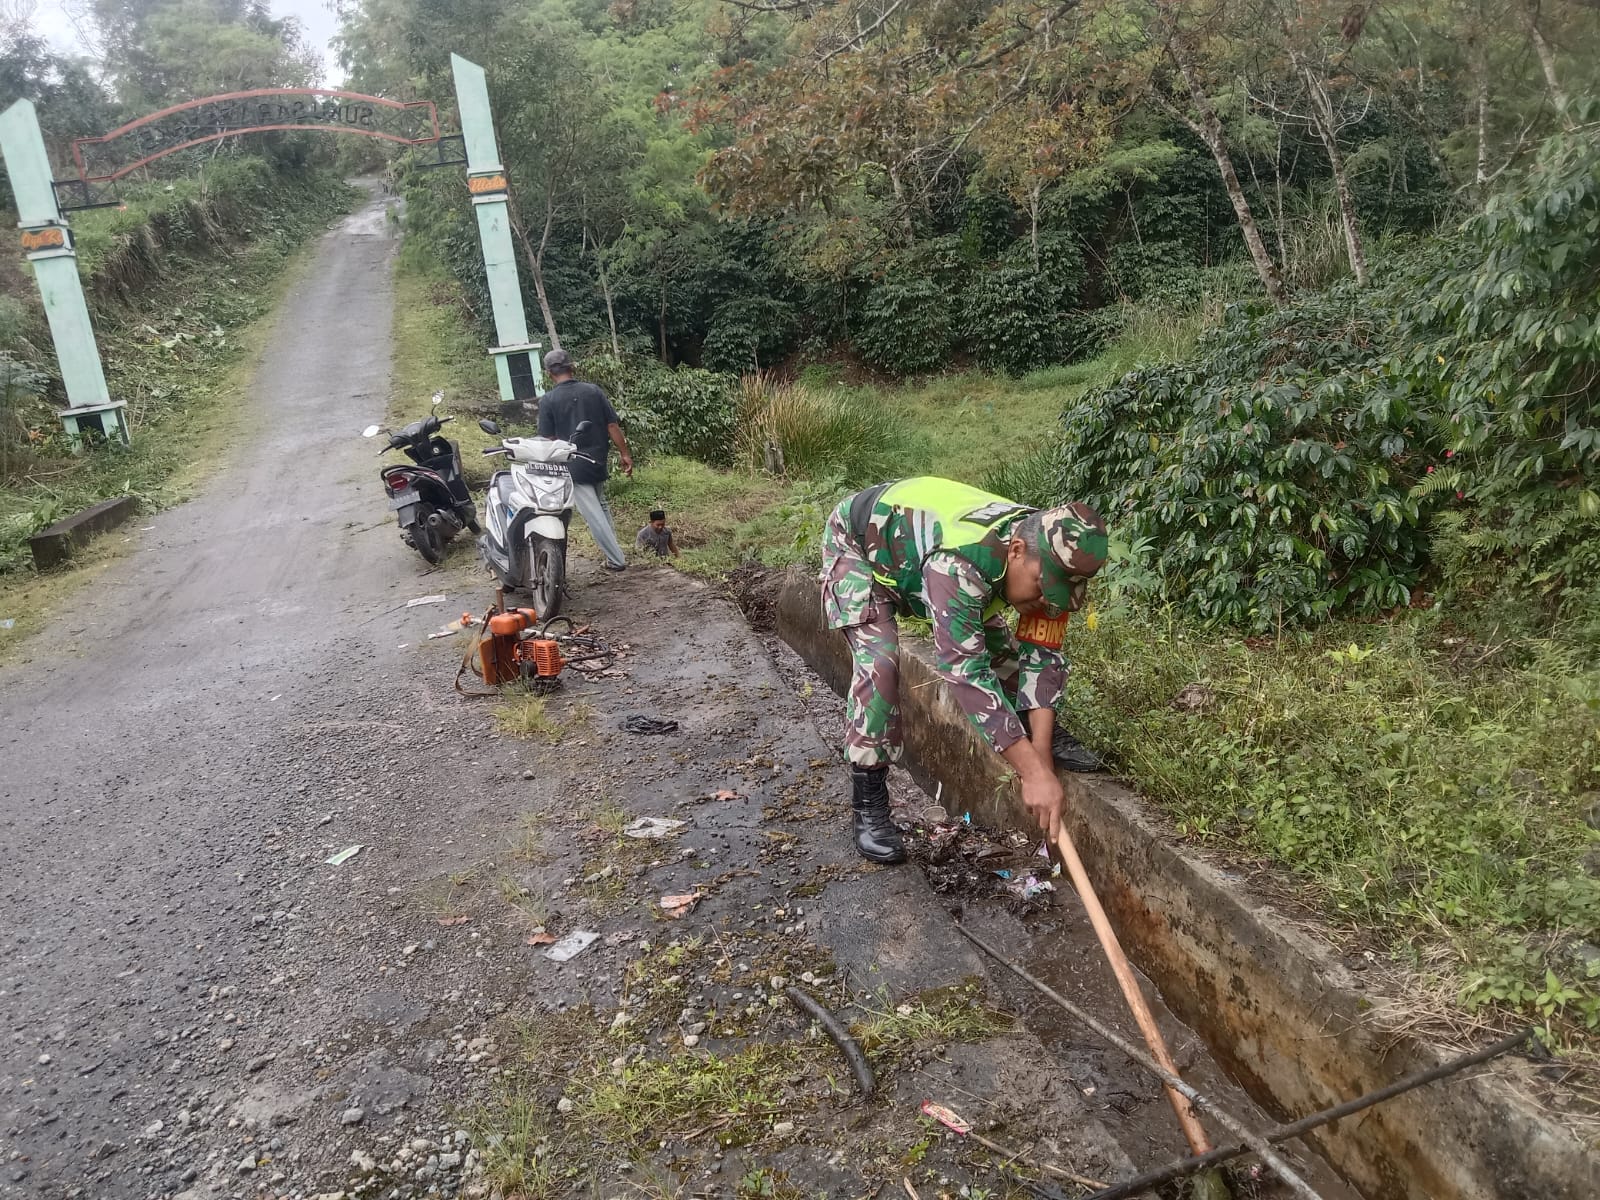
[543,348,574,372]
[1036,502,1108,613]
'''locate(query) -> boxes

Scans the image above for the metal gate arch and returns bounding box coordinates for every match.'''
[0,58,535,451]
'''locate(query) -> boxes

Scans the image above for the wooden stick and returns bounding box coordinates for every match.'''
[1051,826,1212,1155]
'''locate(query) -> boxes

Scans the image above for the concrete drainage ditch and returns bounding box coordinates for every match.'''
[762,566,1598,1200]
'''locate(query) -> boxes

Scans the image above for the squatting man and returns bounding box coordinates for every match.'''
[820,478,1108,864]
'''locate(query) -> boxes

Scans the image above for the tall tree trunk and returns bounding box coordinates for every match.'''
[1519,0,1572,126]
[1281,30,1369,286]
[888,164,915,244]
[1028,184,1041,273]
[1168,42,1288,306]
[510,197,562,351]
[585,224,621,358]
[657,277,670,364]
[1474,41,1490,199]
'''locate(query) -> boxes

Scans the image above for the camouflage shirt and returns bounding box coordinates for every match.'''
[822,478,1068,752]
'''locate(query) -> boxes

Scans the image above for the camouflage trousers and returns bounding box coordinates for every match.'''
[822,505,1033,768]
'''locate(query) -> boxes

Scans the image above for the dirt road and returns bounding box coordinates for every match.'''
[0,187,1327,1200]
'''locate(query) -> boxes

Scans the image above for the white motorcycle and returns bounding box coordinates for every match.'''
[475,418,595,617]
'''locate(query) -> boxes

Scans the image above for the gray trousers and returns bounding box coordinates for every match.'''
[571,481,626,567]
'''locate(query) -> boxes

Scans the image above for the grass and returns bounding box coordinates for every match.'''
[493,690,593,741]
[0,182,350,662]
[1064,600,1600,1040]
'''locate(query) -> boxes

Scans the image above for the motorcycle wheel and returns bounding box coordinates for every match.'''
[413,511,446,565]
[533,542,565,618]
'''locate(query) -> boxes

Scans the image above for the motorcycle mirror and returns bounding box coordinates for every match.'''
[361,424,381,438]
[479,418,501,435]
[431,391,444,406]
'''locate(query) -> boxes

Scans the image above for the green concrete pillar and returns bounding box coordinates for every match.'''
[450,54,542,406]
[0,99,128,450]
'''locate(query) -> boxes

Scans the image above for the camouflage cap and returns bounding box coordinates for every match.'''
[1036,502,1108,613]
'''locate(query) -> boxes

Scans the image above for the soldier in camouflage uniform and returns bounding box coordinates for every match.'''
[820,477,1108,863]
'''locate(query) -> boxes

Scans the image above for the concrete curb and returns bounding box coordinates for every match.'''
[775,568,1599,1200]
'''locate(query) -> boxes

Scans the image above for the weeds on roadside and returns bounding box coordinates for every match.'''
[494,691,592,741]
[1064,604,1600,1040]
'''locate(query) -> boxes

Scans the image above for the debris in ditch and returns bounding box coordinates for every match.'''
[324,845,363,866]
[623,817,685,839]
[920,1100,971,1134]
[0,618,14,630]
[436,915,470,927]
[543,930,599,961]
[525,929,557,946]
[1005,875,1055,902]
[405,594,448,608]
[659,893,701,919]
[620,714,679,735]
[785,986,875,1100]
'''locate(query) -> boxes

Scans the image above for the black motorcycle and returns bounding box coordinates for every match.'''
[362,393,479,565]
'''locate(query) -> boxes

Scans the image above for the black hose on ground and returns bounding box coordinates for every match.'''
[785,986,876,1101]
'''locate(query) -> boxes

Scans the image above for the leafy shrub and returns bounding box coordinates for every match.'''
[1055,281,1433,631]
[960,266,1096,377]
[701,296,799,373]
[735,375,910,487]
[852,278,953,376]
[1396,119,1600,618]
[581,354,738,464]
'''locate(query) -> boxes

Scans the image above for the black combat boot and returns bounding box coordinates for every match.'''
[851,766,906,864]
[1052,727,1103,773]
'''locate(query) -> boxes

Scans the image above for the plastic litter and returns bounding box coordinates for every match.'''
[324,845,362,866]
[543,930,599,961]
[1005,874,1055,901]
[659,892,701,919]
[920,1100,972,1135]
[620,715,679,735]
[0,619,14,630]
[993,869,1012,880]
[405,594,448,608]
[623,817,685,839]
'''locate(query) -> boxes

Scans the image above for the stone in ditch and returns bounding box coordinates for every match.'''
[340,1108,365,1127]
[237,1155,257,1173]
[773,1121,795,1137]
[556,1097,575,1115]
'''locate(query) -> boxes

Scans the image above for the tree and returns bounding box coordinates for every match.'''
[93,0,318,109]
[1147,0,1291,304]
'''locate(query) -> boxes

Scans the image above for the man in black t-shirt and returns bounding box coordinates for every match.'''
[536,348,634,571]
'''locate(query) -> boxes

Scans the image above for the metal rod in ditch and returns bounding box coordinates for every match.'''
[954,920,1325,1200]
[1049,826,1214,1158]
[1080,1027,1534,1200]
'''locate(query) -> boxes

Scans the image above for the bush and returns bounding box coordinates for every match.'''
[735,375,910,487]
[581,354,738,464]
[961,266,1095,377]
[701,297,800,374]
[852,278,953,376]
[1055,281,1432,631]
[1396,119,1600,620]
